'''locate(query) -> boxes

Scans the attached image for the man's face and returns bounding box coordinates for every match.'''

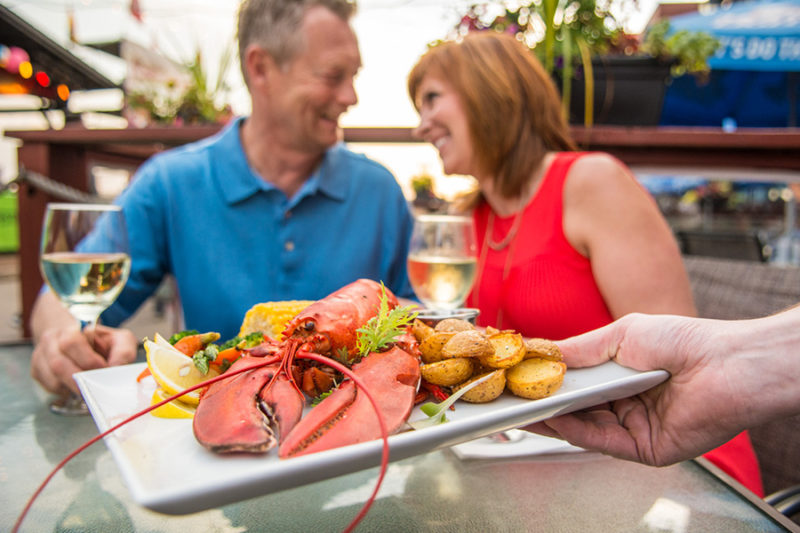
[265,7,361,153]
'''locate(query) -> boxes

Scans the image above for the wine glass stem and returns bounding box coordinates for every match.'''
[49,316,99,416]
[79,317,99,348]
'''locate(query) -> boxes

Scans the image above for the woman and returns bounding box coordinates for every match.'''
[407,32,763,495]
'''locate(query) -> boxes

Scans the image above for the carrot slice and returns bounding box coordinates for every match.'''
[209,347,241,372]
[173,332,220,356]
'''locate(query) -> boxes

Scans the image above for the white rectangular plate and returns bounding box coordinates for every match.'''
[75,361,667,515]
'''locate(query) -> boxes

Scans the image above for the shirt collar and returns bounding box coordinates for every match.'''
[211,117,350,205]
[309,143,349,202]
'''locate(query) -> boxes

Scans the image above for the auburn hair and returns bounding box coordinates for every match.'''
[408,32,577,199]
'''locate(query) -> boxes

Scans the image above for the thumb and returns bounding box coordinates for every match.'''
[89,325,138,366]
[106,331,139,366]
[556,319,627,368]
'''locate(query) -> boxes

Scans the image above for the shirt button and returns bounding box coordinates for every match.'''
[284,210,292,219]
[285,240,295,252]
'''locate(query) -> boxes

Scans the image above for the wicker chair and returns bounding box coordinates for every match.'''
[683,256,800,522]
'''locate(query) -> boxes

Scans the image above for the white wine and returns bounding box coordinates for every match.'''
[408,255,477,310]
[41,252,131,323]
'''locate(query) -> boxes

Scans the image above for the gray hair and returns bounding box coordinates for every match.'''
[237,0,357,85]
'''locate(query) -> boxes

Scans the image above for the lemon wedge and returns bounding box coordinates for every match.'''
[150,389,196,419]
[144,333,219,406]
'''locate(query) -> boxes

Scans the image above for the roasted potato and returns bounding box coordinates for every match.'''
[506,358,567,400]
[414,319,567,405]
[453,369,506,403]
[524,338,563,362]
[419,331,456,364]
[412,318,436,343]
[481,332,526,369]
[470,359,494,376]
[485,326,514,336]
[441,329,493,359]
[434,318,475,333]
[484,325,501,336]
[420,358,474,386]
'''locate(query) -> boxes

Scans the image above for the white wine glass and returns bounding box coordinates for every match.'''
[407,214,478,310]
[39,203,131,415]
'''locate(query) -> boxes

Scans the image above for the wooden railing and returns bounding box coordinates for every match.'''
[10,124,800,170]
[6,124,800,337]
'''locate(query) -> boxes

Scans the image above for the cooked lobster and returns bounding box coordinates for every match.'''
[16,280,420,533]
[192,279,421,457]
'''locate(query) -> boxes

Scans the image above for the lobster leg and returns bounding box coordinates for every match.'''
[193,356,304,453]
[301,366,337,397]
[279,346,420,458]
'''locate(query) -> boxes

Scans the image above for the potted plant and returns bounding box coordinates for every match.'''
[410,172,446,213]
[567,19,720,126]
[451,2,720,127]
[124,45,235,127]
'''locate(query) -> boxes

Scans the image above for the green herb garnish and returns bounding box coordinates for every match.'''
[332,346,352,366]
[355,283,417,358]
[311,388,335,406]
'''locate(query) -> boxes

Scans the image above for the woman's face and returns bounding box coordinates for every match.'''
[413,74,476,176]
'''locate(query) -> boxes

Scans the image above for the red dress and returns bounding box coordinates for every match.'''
[466,152,764,496]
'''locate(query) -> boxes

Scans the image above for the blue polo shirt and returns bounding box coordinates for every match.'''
[100,117,415,340]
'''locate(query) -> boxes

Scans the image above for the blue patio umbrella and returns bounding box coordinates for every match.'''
[660,0,799,261]
[667,0,800,72]
[660,0,800,127]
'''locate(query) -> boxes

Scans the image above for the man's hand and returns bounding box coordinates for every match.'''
[31,324,138,396]
[524,312,752,467]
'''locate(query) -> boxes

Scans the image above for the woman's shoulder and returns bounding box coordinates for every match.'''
[560,152,651,220]
[569,151,627,175]
[564,152,633,193]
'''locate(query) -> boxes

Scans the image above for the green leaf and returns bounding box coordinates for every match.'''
[355,283,418,359]
[311,388,335,407]
[334,346,352,365]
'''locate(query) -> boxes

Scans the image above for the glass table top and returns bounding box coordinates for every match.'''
[2,342,797,533]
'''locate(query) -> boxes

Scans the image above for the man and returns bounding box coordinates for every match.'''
[527,308,800,467]
[31,0,415,396]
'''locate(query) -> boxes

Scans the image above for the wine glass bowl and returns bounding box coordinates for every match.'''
[39,203,131,415]
[407,214,478,311]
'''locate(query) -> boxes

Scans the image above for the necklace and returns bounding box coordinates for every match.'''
[473,200,526,327]
[486,207,525,251]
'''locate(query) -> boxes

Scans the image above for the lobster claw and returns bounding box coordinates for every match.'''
[278,346,421,458]
[193,356,304,453]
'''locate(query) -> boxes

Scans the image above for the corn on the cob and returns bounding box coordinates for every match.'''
[239,300,313,340]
